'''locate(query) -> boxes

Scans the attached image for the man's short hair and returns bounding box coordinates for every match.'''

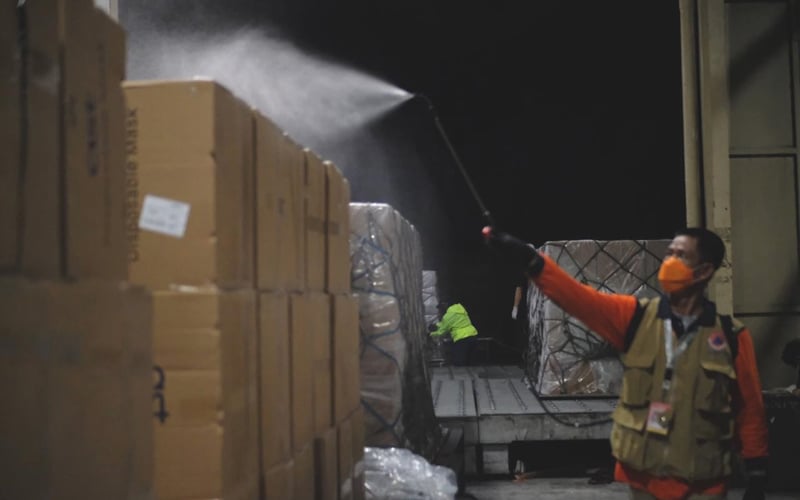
[675,227,725,270]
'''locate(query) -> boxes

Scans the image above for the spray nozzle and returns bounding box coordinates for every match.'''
[414,93,435,112]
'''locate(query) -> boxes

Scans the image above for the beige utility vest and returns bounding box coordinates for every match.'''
[611,298,742,482]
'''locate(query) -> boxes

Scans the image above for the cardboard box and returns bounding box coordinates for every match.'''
[325,162,351,294]
[265,460,294,500]
[123,80,255,290]
[240,99,257,290]
[0,278,153,500]
[294,444,315,500]
[305,149,326,291]
[333,293,361,422]
[254,111,296,291]
[0,1,20,270]
[309,291,333,435]
[152,289,259,500]
[94,9,129,280]
[64,7,128,280]
[290,293,314,451]
[337,418,354,500]
[258,292,292,469]
[60,0,102,278]
[20,0,60,277]
[18,0,128,280]
[314,427,339,500]
[286,136,306,291]
[351,408,366,500]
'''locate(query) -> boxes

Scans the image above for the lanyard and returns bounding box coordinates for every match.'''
[661,319,698,395]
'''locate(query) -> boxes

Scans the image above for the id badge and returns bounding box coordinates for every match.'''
[646,401,673,435]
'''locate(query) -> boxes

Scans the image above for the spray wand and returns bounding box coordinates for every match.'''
[417,98,617,428]
[416,94,495,228]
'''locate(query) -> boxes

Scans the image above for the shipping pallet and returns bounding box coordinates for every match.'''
[431,365,615,475]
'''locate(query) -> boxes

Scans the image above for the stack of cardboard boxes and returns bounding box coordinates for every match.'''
[0,1,153,499]
[124,79,365,499]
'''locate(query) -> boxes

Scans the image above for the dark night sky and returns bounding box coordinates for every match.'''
[271,0,687,239]
[120,1,686,354]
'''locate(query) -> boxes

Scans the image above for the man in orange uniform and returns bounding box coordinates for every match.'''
[485,227,768,500]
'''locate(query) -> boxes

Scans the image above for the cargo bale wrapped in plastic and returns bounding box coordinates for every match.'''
[525,239,670,395]
[422,271,440,327]
[350,203,440,459]
[422,270,445,366]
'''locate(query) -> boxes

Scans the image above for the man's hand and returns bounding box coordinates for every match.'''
[482,226,544,277]
[511,306,518,320]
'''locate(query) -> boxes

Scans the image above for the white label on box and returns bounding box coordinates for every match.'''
[139,194,191,238]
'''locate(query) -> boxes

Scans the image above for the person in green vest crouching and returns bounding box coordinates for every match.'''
[430,301,479,366]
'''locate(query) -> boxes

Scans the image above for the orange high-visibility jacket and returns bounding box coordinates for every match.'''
[532,254,768,500]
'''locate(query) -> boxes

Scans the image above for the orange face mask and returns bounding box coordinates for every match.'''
[658,256,696,294]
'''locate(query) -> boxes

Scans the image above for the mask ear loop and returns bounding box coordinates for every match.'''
[692,262,713,283]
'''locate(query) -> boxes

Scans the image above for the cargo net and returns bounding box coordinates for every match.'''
[525,239,669,395]
[350,203,440,460]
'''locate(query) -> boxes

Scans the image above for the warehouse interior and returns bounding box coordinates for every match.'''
[2,0,800,499]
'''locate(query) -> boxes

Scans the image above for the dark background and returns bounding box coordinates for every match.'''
[119,1,686,360]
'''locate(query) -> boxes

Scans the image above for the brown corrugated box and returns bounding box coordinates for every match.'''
[333,293,361,422]
[258,292,292,469]
[63,7,128,279]
[294,443,315,500]
[351,407,366,500]
[20,0,128,280]
[265,459,294,499]
[254,111,297,291]
[19,0,60,277]
[123,80,255,290]
[286,137,307,291]
[239,97,257,290]
[60,0,100,278]
[309,291,333,435]
[305,149,326,291]
[95,9,129,280]
[0,1,20,270]
[314,427,339,500]
[337,417,354,500]
[152,289,259,500]
[325,162,351,294]
[0,278,153,500]
[290,293,314,451]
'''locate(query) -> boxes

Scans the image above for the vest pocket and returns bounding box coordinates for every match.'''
[694,360,736,439]
[692,438,732,480]
[620,349,656,407]
[611,409,648,467]
[612,405,648,431]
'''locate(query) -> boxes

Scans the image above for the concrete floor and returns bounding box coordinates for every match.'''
[461,477,800,500]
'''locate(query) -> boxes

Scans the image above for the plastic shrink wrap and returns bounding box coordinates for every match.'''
[350,203,440,458]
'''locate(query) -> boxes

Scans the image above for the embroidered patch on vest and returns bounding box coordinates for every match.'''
[708,331,727,351]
